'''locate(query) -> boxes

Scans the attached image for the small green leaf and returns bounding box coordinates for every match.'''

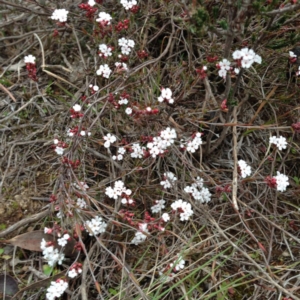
[43,265,53,276]
[0,248,4,255]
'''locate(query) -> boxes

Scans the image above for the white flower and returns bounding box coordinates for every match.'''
[103,133,117,148]
[118,97,128,105]
[24,55,36,64]
[73,104,82,112]
[158,88,174,104]
[50,9,69,23]
[232,50,242,60]
[160,172,177,189]
[57,234,70,247]
[171,199,193,221]
[151,199,166,213]
[41,239,65,267]
[219,58,231,70]
[130,143,144,158]
[85,216,107,236]
[170,255,185,271]
[274,171,289,192]
[160,127,177,146]
[238,160,252,178]
[112,147,126,160]
[184,177,211,203]
[131,231,147,245]
[76,198,87,209]
[162,213,170,222]
[269,135,287,150]
[118,37,135,55]
[186,133,202,153]
[276,136,287,150]
[96,12,112,25]
[120,0,137,10]
[88,0,96,6]
[46,279,68,300]
[125,107,132,115]
[218,68,227,78]
[105,180,131,199]
[99,44,113,57]
[232,47,262,69]
[54,146,64,155]
[96,64,112,78]
[131,223,148,245]
[115,62,128,71]
[269,136,277,144]
[234,68,240,74]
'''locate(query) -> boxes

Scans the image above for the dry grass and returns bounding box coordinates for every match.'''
[0,0,300,299]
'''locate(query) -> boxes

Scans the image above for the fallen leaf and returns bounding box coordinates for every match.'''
[2,231,55,252]
[3,230,80,258]
[0,274,19,298]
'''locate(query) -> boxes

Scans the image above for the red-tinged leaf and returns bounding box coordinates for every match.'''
[95,281,101,294]
[0,274,19,298]
[2,231,56,252]
[258,242,267,253]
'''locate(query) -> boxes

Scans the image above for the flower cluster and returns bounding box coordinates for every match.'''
[151,199,166,213]
[70,104,83,118]
[96,12,112,25]
[53,139,68,155]
[131,223,148,245]
[171,199,193,221]
[118,37,135,55]
[147,127,177,158]
[24,55,37,81]
[115,61,128,72]
[50,9,69,23]
[76,197,87,209]
[99,44,113,58]
[269,136,287,151]
[265,172,289,192]
[158,88,174,104]
[112,146,126,160]
[130,143,145,158]
[105,180,132,200]
[232,48,262,69]
[85,216,107,236]
[160,172,177,189]
[217,58,231,79]
[170,254,185,272]
[120,0,138,10]
[238,160,252,178]
[57,233,70,247]
[89,84,99,94]
[103,133,117,148]
[96,64,112,78]
[274,171,289,192]
[46,279,68,300]
[40,239,65,267]
[184,177,211,203]
[181,132,203,153]
[68,262,83,278]
[161,213,170,222]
